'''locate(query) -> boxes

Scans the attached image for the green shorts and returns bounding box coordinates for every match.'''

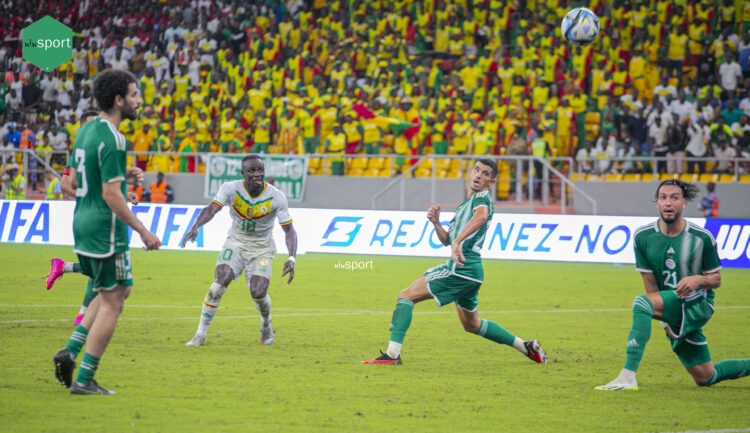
[423,260,483,311]
[253,142,269,153]
[303,137,319,154]
[77,251,133,291]
[220,140,233,153]
[659,290,714,369]
[364,142,380,155]
[330,160,344,175]
[197,141,211,153]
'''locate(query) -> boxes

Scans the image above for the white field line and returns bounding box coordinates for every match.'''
[1,305,749,324]
[659,428,750,433]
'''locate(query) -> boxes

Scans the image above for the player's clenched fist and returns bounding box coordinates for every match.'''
[427,205,441,223]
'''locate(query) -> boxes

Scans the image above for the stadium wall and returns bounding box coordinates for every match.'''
[572,181,750,218]
[144,172,467,210]
[2,200,749,269]
[149,173,750,218]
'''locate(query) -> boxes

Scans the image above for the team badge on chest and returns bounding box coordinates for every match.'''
[665,246,676,270]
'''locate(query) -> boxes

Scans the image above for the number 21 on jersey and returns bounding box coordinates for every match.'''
[662,270,677,289]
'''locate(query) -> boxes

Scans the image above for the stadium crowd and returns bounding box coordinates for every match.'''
[1,0,750,192]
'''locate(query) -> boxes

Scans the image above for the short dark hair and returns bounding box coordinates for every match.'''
[242,154,263,166]
[93,69,137,112]
[655,179,699,201]
[476,158,498,177]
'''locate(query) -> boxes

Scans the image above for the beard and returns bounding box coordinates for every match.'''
[121,103,139,120]
[660,209,680,225]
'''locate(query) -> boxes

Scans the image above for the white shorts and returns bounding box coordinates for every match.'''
[216,238,274,282]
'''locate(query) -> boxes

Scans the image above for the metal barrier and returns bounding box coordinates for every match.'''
[574,155,748,180]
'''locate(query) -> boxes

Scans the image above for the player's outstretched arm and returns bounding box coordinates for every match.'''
[102,181,161,250]
[427,204,450,246]
[180,202,222,248]
[450,206,489,267]
[281,223,297,284]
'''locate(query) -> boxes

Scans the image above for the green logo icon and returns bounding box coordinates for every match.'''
[22,16,73,72]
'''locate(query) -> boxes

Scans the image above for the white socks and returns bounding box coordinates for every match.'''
[63,262,76,273]
[513,337,527,355]
[386,341,402,359]
[253,295,272,328]
[197,282,225,337]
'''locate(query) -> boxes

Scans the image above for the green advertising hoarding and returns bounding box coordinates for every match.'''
[205,154,307,201]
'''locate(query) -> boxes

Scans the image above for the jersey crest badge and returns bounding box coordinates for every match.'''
[665,247,676,270]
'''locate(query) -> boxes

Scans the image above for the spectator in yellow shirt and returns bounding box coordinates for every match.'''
[173,103,191,147]
[452,112,471,155]
[342,113,362,155]
[219,110,237,153]
[324,123,346,175]
[194,111,213,153]
[253,110,271,153]
[132,122,153,172]
[665,26,689,87]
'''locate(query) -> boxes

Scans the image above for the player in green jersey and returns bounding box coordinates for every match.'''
[52,70,161,395]
[45,110,144,326]
[363,159,548,365]
[597,179,750,390]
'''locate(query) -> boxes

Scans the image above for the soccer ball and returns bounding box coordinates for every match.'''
[560,7,600,47]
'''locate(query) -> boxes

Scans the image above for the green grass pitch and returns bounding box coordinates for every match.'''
[1,244,749,433]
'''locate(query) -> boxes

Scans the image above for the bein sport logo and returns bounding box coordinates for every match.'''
[23,37,72,51]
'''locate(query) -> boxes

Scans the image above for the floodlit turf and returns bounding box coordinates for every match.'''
[1,244,749,433]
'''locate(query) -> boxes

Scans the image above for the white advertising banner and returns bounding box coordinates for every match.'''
[1,200,748,268]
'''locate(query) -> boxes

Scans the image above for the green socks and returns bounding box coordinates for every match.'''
[64,325,89,358]
[475,319,516,346]
[75,352,100,385]
[624,295,654,372]
[701,359,750,386]
[389,298,414,344]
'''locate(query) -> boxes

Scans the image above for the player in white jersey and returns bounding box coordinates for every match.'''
[181,155,297,346]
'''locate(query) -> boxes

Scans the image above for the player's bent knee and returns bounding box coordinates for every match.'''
[632,295,654,316]
[462,321,480,333]
[248,276,270,299]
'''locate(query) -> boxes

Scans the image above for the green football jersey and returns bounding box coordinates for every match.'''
[448,189,494,265]
[71,117,129,258]
[633,220,722,301]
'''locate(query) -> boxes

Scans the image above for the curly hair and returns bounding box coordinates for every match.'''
[93,69,137,113]
[655,179,700,201]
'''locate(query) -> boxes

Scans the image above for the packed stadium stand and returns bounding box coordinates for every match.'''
[1,0,749,199]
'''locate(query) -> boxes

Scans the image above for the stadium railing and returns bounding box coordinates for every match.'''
[574,156,748,182]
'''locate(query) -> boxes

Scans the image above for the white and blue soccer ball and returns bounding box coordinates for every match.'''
[560,7,600,47]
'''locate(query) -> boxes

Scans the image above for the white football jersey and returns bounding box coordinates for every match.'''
[212,180,292,248]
